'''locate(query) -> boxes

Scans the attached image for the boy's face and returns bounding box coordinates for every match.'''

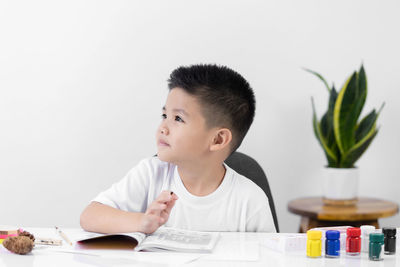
[156,88,215,164]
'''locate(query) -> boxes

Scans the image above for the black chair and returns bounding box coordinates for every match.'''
[225,151,279,232]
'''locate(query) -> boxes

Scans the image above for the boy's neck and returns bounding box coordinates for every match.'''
[177,160,226,197]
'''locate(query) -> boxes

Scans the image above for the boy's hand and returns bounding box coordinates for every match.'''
[139,191,178,234]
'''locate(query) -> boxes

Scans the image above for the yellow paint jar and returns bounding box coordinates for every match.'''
[307,230,322,258]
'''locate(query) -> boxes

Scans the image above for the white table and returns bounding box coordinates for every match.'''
[0,228,398,267]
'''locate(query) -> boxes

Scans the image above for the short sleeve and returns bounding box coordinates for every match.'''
[244,181,276,233]
[91,158,154,213]
[246,205,276,233]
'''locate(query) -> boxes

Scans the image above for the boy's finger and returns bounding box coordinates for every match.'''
[160,210,169,223]
[164,198,177,214]
[155,190,174,203]
[147,203,167,214]
[171,192,178,200]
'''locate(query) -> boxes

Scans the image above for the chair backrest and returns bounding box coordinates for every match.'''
[225,151,279,232]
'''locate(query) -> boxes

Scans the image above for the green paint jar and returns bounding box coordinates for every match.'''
[369,233,384,261]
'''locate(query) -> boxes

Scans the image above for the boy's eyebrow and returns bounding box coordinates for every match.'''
[162,106,189,117]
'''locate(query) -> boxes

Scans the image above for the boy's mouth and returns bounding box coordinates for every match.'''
[158,140,170,147]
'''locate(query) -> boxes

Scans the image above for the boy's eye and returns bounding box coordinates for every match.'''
[161,113,167,119]
[175,116,184,122]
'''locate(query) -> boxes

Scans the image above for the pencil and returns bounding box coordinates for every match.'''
[55,226,72,246]
[35,238,62,246]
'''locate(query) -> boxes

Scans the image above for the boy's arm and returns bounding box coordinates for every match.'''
[80,201,145,234]
[80,191,178,234]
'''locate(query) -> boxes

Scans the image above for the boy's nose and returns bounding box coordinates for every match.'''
[160,125,169,135]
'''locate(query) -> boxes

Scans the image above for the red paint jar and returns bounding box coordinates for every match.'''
[346,227,361,256]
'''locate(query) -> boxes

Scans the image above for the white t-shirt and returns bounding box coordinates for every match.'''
[92,157,276,232]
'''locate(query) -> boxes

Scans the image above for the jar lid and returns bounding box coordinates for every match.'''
[347,227,361,237]
[360,225,375,236]
[307,230,322,240]
[382,227,396,237]
[370,233,384,243]
[326,230,340,240]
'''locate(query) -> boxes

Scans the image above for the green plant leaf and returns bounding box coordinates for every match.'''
[326,86,338,148]
[340,129,378,168]
[319,86,340,166]
[354,65,367,120]
[320,113,330,143]
[355,102,384,144]
[320,112,340,167]
[355,110,377,143]
[312,97,338,165]
[304,68,331,92]
[333,72,360,154]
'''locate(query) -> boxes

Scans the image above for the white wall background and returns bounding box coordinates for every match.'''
[1,0,399,232]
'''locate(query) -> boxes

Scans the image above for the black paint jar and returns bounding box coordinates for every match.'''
[382,227,396,255]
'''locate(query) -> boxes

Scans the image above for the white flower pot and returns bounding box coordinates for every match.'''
[322,167,359,205]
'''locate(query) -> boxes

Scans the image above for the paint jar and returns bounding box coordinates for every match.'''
[0,233,18,244]
[369,233,384,261]
[325,230,340,258]
[361,225,375,253]
[346,227,361,256]
[307,230,322,258]
[0,228,19,244]
[382,227,396,255]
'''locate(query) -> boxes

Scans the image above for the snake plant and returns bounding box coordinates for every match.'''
[305,65,384,168]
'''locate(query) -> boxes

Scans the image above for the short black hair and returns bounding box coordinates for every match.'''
[168,64,255,153]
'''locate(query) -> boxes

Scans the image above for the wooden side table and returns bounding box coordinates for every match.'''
[288,197,399,233]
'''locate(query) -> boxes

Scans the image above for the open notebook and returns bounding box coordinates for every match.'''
[75,227,220,253]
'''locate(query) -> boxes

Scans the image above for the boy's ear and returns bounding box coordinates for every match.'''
[209,128,232,152]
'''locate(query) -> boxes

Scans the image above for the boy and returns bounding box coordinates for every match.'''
[80,64,276,234]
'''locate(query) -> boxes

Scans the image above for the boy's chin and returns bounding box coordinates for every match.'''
[156,151,174,163]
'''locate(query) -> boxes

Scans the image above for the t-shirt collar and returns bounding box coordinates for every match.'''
[172,163,233,205]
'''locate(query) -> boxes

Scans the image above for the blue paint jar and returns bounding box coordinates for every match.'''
[325,230,340,258]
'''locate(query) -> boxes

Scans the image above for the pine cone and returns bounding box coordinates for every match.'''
[3,236,34,255]
[18,230,35,242]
